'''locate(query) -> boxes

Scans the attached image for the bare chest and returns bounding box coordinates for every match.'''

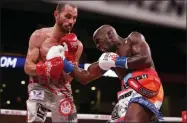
[116,40,132,56]
[39,39,73,83]
[39,40,59,61]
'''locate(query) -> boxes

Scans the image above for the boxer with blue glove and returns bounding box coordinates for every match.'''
[59,25,164,123]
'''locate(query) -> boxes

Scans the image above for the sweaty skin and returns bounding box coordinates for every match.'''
[24,28,83,84]
[24,4,83,85]
[25,4,84,123]
[69,28,155,121]
[70,31,154,82]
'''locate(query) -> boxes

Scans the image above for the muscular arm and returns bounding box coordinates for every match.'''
[127,32,152,70]
[24,30,45,76]
[70,62,106,85]
[74,40,83,66]
[68,40,105,84]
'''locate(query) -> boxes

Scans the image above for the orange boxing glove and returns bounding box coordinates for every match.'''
[60,33,78,63]
[36,57,64,80]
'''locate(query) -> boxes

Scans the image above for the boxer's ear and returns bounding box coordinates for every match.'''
[54,10,58,19]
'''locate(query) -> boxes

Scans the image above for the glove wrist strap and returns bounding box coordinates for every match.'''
[115,56,128,69]
[64,59,75,74]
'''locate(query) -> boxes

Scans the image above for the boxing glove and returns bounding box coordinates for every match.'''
[98,52,128,70]
[60,33,78,63]
[36,57,64,80]
[46,45,65,60]
[46,44,74,74]
[36,45,65,80]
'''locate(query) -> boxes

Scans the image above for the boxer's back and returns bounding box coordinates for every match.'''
[114,33,155,80]
[110,32,163,122]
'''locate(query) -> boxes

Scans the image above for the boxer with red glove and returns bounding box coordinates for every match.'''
[36,46,65,80]
[60,33,79,65]
[24,3,84,123]
[59,33,79,74]
[41,33,79,75]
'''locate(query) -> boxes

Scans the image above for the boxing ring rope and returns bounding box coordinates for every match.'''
[0,109,182,122]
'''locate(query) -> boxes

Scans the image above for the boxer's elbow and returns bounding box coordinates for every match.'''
[128,55,152,69]
[73,77,90,85]
[24,63,30,74]
[77,76,94,85]
[79,75,97,85]
[79,80,90,85]
[137,55,152,69]
[143,56,152,68]
[24,62,37,76]
[24,67,33,75]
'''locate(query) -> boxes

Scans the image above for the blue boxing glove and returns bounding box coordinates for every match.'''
[98,52,128,70]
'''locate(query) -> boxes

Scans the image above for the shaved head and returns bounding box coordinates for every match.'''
[93,25,119,52]
[93,25,117,41]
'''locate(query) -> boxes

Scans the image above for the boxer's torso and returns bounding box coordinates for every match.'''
[114,38,155,80]
[29,27,72,85]
[109,38,163,122]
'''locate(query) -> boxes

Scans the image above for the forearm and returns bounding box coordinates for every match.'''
[127,55,151,70]
[69,62,104,85]
[70,67,94,84]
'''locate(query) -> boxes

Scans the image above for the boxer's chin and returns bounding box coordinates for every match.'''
[65,26,73,33]
[61,27,71,33]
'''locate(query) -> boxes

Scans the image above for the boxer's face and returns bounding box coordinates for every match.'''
[94,34,114,52]
[55,4,77,33]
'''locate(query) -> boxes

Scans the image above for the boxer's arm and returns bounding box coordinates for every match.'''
[127,32,152,70]
[24,31,43,76]
[70,62,106,85]
[74,40,83,66]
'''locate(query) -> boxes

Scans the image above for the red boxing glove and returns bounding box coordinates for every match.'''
[60,33,78,63]
[36,57,64,80]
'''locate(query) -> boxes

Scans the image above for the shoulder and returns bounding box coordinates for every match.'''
[127,31,146,44]
[128,31,145,40]
[29,27,52,47]
[77,40,83,48]
[31,27,53,38]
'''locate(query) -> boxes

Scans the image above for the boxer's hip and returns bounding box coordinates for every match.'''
[110,69,164,122]
[122,68,159,85]
[122,68,163,98]
[123,68,164,109]
[28,82,73,109]
[29,75,72,95]
[27,83,77,122]
[110,87,163,122]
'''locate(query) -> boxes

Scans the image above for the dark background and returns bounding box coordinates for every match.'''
[0,0,186,120]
